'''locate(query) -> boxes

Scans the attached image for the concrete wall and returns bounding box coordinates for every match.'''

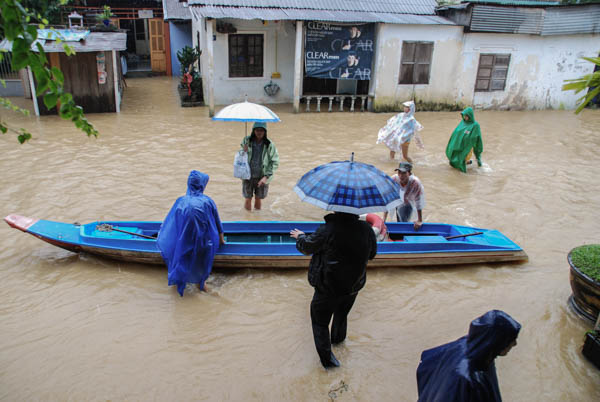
[195,18,296,105]
[464,33,598,110]
[372,23,465,110]
[0,80,24,97]
[373,23,599,111]
[169,21,193,77]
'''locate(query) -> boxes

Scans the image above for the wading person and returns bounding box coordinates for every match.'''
[376,100,423,162]
[446,107,483,173]
[240,122,279,211]
[382,162,425,231]
[290,212,377,368]
[157,170,225,296]
[416,310,521,402]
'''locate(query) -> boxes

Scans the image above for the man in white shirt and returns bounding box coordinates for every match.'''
[383,162,425,230]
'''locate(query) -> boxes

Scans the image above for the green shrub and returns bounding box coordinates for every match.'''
[571,244,600,281]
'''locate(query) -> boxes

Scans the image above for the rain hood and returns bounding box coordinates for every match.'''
[416,310,521,402]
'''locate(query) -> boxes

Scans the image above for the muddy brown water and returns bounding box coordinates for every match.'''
[1,77,599,401]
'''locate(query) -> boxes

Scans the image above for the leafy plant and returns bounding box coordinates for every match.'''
[562,56,600,114]
[96,5,113,22]
[571,244,600,282]
[0,0,98,143]
[176,46,203,101]
[176,46,201,77]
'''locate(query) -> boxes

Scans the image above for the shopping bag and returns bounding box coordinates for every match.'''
[233,150,251,180]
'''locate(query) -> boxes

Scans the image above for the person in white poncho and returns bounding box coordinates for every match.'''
[376,100,423,162]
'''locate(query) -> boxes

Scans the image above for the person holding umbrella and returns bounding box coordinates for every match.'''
[240,122,279,211]
[211,97,281,211]
[290,154,401,368]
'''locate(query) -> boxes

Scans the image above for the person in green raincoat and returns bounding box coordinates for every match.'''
[445,107,483,173]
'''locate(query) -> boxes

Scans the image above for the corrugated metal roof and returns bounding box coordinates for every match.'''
[542,5,600,35]
[188,0,438,15]
[0,32,127,53]
[466,0,559,6]
[190,6,454,24]
[470,5,544,34]
[163,0,192,20]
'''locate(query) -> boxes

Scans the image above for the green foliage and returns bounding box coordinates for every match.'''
[176,46,203,101]
[571,244,600,282]
[562,56,600,114]
[176,46,201,76]
[95,5,113,22]
[0,0,98,143]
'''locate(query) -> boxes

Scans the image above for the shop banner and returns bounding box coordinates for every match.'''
[305,22,374,80]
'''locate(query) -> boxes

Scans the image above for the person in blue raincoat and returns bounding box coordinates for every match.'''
[416,310,521,402]
[157,170,225,296]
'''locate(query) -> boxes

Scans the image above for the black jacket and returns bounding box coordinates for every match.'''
[296,213,377,296]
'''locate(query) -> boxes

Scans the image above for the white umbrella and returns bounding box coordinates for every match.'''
[212,98,281,135]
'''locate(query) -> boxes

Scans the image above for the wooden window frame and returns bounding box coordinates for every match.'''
[398,41,434,85]
[475,54,511,92]
[228,33,264,78]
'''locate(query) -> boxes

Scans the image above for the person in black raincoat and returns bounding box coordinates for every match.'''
[416,310,521,402]
[290,212,377,368]
[157,170,225,296]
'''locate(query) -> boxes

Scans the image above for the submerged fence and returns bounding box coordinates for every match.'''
[0,53,20,80]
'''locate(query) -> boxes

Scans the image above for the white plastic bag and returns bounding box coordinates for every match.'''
[233,150,251,180]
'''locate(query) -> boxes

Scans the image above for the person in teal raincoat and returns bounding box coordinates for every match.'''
[445,107,483,173]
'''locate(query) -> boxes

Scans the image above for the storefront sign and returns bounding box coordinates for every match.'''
[138,10,154,19]
[305,22,375,80]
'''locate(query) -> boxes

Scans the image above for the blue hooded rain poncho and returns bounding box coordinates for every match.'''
[157,170,224,296]
[416,310,521,402]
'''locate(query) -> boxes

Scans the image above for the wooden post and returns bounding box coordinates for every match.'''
[206,18,215,117]
[293,20,303,113]
[164,21,172,76]
[595,312,600,331]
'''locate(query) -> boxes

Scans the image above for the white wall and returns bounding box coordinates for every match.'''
[464,33,598,110]
[195,18,297,105]
[373,23,599,110]
[372,23,465,110]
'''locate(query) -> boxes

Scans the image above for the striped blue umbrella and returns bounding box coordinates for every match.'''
[294,153,402,214]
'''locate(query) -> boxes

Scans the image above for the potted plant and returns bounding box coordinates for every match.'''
[96,5,113,27]
[176,46,203,106]
[568,244,600,369]
[569,244,600,321]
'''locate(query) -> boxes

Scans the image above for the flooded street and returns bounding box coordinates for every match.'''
[1,76,599,401]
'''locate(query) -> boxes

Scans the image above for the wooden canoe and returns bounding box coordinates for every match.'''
[4,214,528,268]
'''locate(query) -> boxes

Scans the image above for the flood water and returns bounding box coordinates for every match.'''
[1,77,599,401]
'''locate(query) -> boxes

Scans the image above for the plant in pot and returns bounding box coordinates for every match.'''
[568,244,600,369]
[94,6,116,31]
[176,46,203,106]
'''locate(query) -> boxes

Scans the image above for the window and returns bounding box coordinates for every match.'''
[475,54,510,92]
[228,34,264,78]
[399,41,433,85]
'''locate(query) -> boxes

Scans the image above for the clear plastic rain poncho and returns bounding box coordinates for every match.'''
[157,170,223,296]
[416,310,521,402]
[376,100,424,152]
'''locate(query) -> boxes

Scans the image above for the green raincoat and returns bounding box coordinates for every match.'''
[445,107,483,173]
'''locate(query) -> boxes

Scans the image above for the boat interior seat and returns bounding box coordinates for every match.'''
[403,235,447,243]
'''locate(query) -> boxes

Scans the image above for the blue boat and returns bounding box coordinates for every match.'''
[4,214,527,268]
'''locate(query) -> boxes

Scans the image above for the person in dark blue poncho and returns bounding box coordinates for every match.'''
[157,170,225,296]
[416,310,521,402]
